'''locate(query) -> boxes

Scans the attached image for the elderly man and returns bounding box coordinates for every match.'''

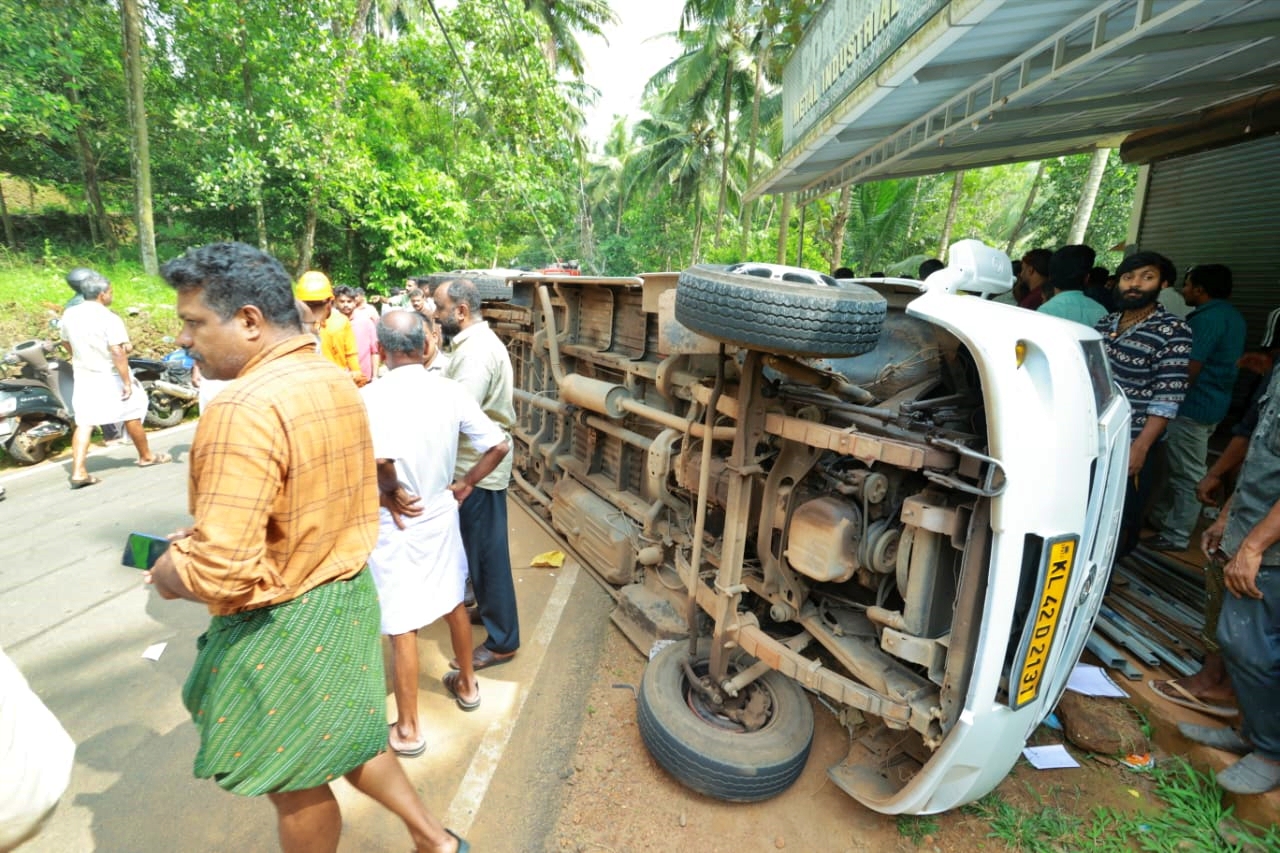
[59,270,169,487]
[1178,362,1280,795]
[362,311,508,754]
[146,242,467,853]
[433,279,520,670]
[1096,250,1192,558]
[294,270,366,386]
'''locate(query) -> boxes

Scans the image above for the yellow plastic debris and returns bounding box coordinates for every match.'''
[529,549,565,568]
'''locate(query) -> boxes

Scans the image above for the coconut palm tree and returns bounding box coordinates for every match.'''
[648,2,757,250]
[521,0,616,76]
[631,95,717,263]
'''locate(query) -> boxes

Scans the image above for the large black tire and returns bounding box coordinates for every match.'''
[675,264,886,357]
[637,638,814,802]
[414,272,510,302]
[144,390,188,428]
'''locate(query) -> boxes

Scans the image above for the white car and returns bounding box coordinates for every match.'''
[488,240,1129,814]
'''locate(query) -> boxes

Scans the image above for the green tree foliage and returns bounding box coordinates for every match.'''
[522,0,617,76]
[3,0,585,283]
[0,0,129,245]
[3,0,1140,283]
[1023,150,1137,268]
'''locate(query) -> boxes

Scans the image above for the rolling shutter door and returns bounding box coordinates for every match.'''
[1136,134,1280,347]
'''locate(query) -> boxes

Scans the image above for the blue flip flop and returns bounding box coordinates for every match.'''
[446,828,471,853]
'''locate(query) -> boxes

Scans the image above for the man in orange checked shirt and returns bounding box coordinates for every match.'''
[295,270,366,386]
[148,241,467,853]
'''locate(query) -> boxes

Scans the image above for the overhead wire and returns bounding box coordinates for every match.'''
[422,0,567,262]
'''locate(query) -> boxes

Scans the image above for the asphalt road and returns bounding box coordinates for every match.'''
[1,422,613,852]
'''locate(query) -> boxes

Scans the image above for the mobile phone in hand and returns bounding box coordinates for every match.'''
[122,532,170,570]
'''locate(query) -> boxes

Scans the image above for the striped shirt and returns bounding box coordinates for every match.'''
[169,335,379,615]
[1096,305,1192,439]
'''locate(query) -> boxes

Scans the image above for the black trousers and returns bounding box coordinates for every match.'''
[458,487,520,653]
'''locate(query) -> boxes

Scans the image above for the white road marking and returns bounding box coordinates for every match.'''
[444,560,580,833]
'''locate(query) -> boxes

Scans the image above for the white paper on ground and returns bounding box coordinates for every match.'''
[1066,663,1129,697]
[142,642,167,661]
[1023,744,1080,769]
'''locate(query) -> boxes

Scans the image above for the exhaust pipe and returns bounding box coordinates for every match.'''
[14,341,50,371]
[152,379,199,401]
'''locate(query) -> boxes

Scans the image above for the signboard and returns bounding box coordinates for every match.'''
[782,0,946,150]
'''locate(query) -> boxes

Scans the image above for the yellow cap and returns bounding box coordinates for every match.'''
[295,270,334,301]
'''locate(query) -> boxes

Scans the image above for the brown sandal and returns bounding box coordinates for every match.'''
[443,671,481,711]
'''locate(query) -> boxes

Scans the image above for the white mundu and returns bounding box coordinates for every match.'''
[59,300,148,426]
[361,364,505,635]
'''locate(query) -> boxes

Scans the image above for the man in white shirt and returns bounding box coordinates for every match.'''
[361,310,509,756]
[58,271,169,488]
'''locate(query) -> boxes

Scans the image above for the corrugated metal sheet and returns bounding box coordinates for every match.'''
[1136,134,1280,345]
[757,0,1280,201]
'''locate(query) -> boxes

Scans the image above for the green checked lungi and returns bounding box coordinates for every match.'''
[182,570,387,795]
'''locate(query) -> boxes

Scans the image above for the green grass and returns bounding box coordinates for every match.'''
[955,759,1279,851]
[0,249,171,308]
[896,813,939,845]
[963,788,1083,852]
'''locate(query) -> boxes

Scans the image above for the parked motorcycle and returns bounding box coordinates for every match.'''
[128,351,198,428]
[0,340,74,464]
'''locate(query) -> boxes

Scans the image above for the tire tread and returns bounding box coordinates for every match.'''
[675,266,886,357]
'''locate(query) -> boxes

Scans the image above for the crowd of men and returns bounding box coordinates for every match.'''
[853,245,1277,795]
[26,248,521,851]
[1005,243,1277,796]
[6,240,1276,851]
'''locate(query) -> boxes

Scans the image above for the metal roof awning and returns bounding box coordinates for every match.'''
[751,0,1280,204]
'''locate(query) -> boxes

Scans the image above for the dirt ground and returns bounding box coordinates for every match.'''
[550,620,1170,853]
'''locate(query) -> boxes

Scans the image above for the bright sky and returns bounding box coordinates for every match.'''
[578,0,686,149]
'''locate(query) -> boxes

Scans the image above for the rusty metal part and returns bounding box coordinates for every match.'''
[763,353,874,404]
[687,346,726,656]
[707,350,770,681]
[688,383,955,470]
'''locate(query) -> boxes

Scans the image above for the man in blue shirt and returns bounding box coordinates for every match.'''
[1145,265,1247,552]
[1039,244,1107,327]
[1096,251,1192,557]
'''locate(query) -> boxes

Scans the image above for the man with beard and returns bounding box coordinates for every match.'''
[336,285,379,383]
[432,279,519,671]
[1096,250,1192,557]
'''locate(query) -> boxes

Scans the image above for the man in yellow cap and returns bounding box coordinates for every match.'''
[295,270,366,386]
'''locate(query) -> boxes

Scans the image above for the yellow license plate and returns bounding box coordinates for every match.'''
[1011,537,1077,709]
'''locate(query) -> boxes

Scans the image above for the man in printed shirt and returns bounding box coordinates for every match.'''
[146,243,467,853]
[1096,250,1192,558]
